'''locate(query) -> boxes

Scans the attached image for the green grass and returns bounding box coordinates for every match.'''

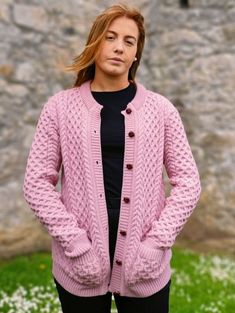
[0,247,234,313]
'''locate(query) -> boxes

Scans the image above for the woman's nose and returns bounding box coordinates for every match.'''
[114,40,124,53]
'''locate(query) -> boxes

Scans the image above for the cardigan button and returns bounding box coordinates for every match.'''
[116,259,122,265]
[128,131,135,137]
[126,164,133,169]
[126,108,132,114]
[120,230,127,236]
[123,197,130,203]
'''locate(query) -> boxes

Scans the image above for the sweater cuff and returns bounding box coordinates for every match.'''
[141,237,159,249]
[139,239,164,259]
[64,232,92,258]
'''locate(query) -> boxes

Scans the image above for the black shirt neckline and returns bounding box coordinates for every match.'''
[91,82,134,94]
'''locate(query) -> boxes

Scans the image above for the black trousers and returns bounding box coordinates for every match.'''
[53,197,171,312]
[53,277,171,313]
[107,196,121,269]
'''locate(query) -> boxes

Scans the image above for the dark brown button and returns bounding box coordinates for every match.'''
[128,131,135,137]
[113,291,120,296]
[126,164,133,169]
[120,230,127,236]
[126,108,132,114]
[116,259,122,265]
[123,197,130,203]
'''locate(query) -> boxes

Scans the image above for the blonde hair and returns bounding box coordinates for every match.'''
[64,3,145,87]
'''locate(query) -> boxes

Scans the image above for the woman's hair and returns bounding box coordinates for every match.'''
[64,3,145,87]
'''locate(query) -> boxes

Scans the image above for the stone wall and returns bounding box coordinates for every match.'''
[1,0,235,259]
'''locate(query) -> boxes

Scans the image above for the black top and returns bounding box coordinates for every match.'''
[91,82,136,200]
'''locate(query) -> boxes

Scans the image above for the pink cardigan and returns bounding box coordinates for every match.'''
[23,79,201,297]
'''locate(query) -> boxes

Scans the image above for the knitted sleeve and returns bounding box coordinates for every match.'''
[142,104,201,250]
[23,96,92,258]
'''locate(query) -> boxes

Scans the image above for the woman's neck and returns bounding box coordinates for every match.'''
[90,78,130,92]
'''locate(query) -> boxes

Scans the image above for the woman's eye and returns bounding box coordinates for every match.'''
[105,36,134,46]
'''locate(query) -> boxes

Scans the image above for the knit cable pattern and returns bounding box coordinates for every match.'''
[23,94,92,258]
[62,247,103,287]
[124,94,201,287]
[142,105,202,249]
[23,83,201,296]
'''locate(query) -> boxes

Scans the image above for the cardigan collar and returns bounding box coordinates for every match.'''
[79,79,148,111]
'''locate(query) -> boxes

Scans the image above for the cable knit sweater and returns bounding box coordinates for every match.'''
[23,79,201,298]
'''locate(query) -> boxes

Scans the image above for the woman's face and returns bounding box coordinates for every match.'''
[94,16,139,81]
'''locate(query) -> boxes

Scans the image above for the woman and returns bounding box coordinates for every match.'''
[23,3,201,313]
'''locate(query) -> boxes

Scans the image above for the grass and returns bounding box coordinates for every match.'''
[0,247,235,313]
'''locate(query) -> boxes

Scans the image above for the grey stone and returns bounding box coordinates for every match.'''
[13,4,48,32]
[14,62,38,83]
[0,4,11,23]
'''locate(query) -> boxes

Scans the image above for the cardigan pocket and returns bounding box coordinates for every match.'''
[125,242,170,287]
[63,247,103,287]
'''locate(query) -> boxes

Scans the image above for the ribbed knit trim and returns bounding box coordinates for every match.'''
[141,237,162,250]
[138,242,165,259]
[79,79,147,111]
[64,232,92,257]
